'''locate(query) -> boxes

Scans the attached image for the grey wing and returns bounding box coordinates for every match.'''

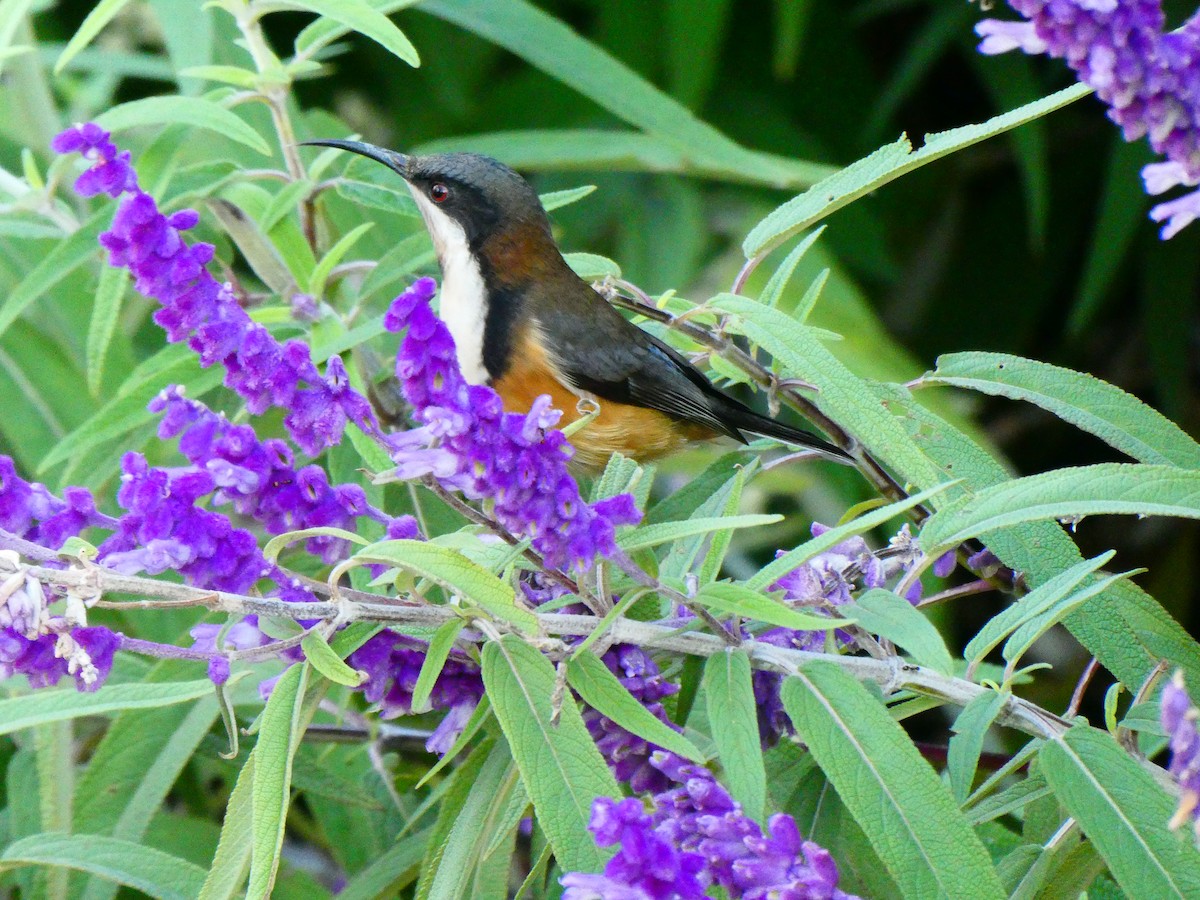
[544,307,747,441]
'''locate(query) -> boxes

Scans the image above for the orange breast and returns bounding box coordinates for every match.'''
[490,328,717,469]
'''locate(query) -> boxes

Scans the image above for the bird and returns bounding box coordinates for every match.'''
[304,139,852,470]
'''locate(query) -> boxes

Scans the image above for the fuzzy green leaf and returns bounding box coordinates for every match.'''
[1040,726,1200,898]
[703,650,766,821]
[95,96,270,155]
[481,636,617,873]
[782,662,1004,899]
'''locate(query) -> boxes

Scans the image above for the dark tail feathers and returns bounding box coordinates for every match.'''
[728,407,854,465]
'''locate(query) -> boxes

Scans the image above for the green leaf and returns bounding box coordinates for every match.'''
[85,265,127,396]
[352,540,537,634]
[424,741,525,900]
[206,197,295,294]
[1040,726,1200,898]
[563,251,621,279]
[566,651,705,763]
[618,514,781,553]
[920,464,1200,552]
[177,64,259,89]
[0,834,206,900]
[759,227,826,309]
[742,83,1091,259]
[53,0,133,73]
[300,631,366,687]
[747,483,949,591]
[0,212,106,342]
[947,691,1006,805]
[411,618,464,713]
[782,663,1005,899]
[94,96,270,155]
[540,184,596,211]
[262,526,369,562]
[333,182,416,220]
[709,295,950,492]
[197,751,255,900]
[287,0,419,66]
[481,635,617,873]
[0,679,219,736]
[964,553,1114,665]
[1001,571,1133,678]
[308,221,373,296]
[420,0,827,188]
[248,663,309,899]
[845,588,953,674]
[923,352,1200,467]
[703,649,766,822]
[695,581,850,632]
[337,828,430,900]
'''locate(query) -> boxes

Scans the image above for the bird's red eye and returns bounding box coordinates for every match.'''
[430,183,450,203]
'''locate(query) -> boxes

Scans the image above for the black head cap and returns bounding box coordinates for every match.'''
[303,139,551,249]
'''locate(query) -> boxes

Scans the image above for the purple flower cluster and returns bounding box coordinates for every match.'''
[976,0,1200,238]
[0,460,120,691]
[52,124,378,454]
[752,523,946,743]
[349,631,485,754]
[562,753,856,899]
[382,278,641,570]
[1162,670,1200,834]
[151,387,414,563]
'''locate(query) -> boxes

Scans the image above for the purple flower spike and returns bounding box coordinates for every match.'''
[382,279,642,571]
[1162,670,1200,834]
[563,757,858,899]
[976,1,1200,237]
[52,124,383,453]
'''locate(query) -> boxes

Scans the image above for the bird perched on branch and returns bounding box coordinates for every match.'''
[306,139,851,469]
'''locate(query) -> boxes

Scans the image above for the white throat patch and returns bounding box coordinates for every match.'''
[407,184,490,385]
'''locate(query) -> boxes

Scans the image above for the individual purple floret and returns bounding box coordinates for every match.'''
[0,625,119,692]
[382,278,642,570]
[348,631,485,754]
[52,123,380,454]
[976,1,1200,238]
[563,754,857,899]
[1162,669,1200,835]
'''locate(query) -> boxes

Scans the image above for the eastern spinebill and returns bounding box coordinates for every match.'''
[305,139,851,469]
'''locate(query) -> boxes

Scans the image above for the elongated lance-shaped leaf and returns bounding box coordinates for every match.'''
[94,96,269,154]
[288,0,419,65]
[695,581,851,632]
[743,83,1090,259]
[920,464,1200,553]
[337,828,431,900]
[885,385,1200,701]
[1040,726,1200,898]
[846,588,953,674]
[748,482,949,590]
[782,662,1004,899]
[424,740,526,900]
[420,0,828,187]
[53,0,133,73]
[709,295,950,491]
[947,690,1007,806]
[963,552,1114,665]
[923,352,1200,467]
[411,618,465,713]
[86,256,128,396]
[759,226,826,309]
[0,678,221,736]
[566,651,705,763]
[0,834,206,900]
[353,539,537,634]
[248,663,310,899]
[618,513,780,553]
[703,649,767,822]
[481,636,618,874]
[0,211,107,342]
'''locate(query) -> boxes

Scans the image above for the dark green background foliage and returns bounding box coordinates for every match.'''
[3,1,1200,897]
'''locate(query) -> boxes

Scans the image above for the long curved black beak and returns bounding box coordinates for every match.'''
[301,139,410,179]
